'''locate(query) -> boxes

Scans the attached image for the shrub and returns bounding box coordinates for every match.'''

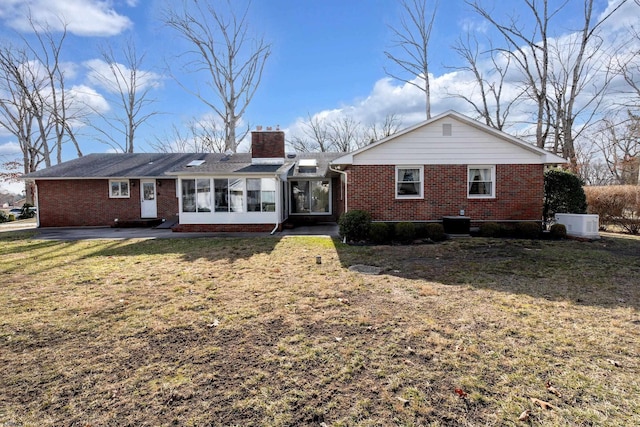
[479,222,501,237]
[394,222,416,243]
[584,185,640,234]
[338,210,372,242]
[8,214,15,222]
[369,222,392,244]
[425,223,446,241]
[0,211,8,223]
[549,223,567,239]
[414,223,428,239]
[544,169,587,224]
[515,222,541,239]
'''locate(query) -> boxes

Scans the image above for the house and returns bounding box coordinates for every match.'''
[25,130,343,231]
[24,111,565,231]
[330,110,566,226]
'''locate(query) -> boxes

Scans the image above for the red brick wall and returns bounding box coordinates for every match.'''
[251,131,285,159]
[347,164,544,222]
[36,179,178,227]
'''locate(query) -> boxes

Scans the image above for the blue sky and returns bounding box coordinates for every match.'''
[0,0,638,194]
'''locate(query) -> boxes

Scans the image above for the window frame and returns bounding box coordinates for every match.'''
[289,179,331,215]
[109,180,130,199]
[395,166,424,199]
[467,165,496,199]
[182,177,277,213]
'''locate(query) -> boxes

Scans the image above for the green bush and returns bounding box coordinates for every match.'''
[414,223,428,239]
[369,222,391,244]
[544,169,587,224]
[394,222,416,243]
[479,222,501,237]
[549,223,567,239]
[0,211,8,223]
[515,222,541,239]
[338,210,372,242]
[425,223,446,241]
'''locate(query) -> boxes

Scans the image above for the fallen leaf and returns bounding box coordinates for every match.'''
[518,409,531,421]
[530,397,558,410]
[546,381,562,397]
[454,388,468,398]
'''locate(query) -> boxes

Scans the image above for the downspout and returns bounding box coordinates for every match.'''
[270,175,281,235]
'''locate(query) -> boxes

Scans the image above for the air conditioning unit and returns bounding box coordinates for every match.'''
[555,214,599,239]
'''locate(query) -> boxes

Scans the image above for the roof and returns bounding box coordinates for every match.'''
[23,153,207,179]
[287,152,343,178]
[331,110,567,165]
[23,151,343,180]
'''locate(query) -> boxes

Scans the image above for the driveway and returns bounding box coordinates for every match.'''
[0,220,339,240]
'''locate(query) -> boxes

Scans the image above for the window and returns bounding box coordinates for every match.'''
[247,178,276,212]
[396,167,423,198]
[468,166,495,198]
[291,180,330,214]
[196,179,212,212]
[214,179,229,212]
[183,177,276,213]
[109,180,130,198]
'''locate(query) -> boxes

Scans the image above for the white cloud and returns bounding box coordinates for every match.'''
[67,84,110,114]
[0,0,133,37]
[84,58,164,94]
[0,141,21,155]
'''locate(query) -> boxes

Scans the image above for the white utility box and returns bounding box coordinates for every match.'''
[555,213,600,239]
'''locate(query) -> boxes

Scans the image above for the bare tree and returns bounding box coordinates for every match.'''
[385,0,438,119]
[591,113,639,185]
[87,38,160,153]
[164,0,271,153]
[328,116,363,152]
[449,34,517,131]
[363,113,403,143]
[289,114,332,153]
[151,117,227,153]
[466,0,629,170]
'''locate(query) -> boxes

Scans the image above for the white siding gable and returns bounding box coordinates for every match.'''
[352,116,548,166]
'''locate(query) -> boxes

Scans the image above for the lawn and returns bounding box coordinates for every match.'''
[0,232,638,426]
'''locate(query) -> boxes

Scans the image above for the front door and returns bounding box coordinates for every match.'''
[140,179,157,218]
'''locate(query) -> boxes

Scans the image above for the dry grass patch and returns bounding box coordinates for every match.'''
[0,233,639,426]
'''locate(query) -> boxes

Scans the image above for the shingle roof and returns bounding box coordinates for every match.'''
[23,151,343,180]
[287,152,343,178]
[23,153,208,179]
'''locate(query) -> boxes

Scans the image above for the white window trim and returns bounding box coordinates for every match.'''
[467,165,496,199]
[395,166,424,199]
[180,177,279,214]
[109,179,130,199]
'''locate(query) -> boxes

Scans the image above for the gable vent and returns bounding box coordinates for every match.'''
[443,123,452,136]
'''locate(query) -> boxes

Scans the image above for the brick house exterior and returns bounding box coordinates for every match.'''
[24,111,564,230]
[35,179,178,228]
[333,111,565,225]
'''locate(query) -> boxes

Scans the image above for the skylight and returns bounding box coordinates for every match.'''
[186,159,205,167]
[299,159,317,167]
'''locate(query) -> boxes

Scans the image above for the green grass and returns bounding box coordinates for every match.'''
[0,233,639,426]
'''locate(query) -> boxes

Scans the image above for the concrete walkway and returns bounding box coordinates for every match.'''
[0,220,339,240]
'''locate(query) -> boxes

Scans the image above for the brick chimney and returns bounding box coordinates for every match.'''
[251,127,285,164]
